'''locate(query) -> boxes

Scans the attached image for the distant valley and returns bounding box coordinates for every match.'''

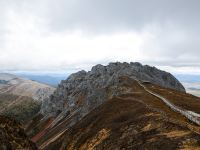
[182,82,200,97]
[16,74,67,87]
[175,74,200,97]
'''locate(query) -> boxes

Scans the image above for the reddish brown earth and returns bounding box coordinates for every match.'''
[31,117,55,143]
[0,116,37,150]
[27,76,200,150]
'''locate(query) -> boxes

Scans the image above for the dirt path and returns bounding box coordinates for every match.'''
[136,79,200,125]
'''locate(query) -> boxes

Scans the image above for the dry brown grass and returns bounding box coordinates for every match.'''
[0,115,37,149]
[146,83,200,114]
[28,76,200,150]
[160,130,191,138]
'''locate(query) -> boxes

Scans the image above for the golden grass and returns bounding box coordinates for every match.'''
[160,130,191,138]
[179,139,199,150]
[80,128,110,150]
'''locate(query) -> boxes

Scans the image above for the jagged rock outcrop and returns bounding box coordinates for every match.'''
[41,62,185,117]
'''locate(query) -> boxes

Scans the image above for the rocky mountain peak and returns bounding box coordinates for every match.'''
[41,62,185,118]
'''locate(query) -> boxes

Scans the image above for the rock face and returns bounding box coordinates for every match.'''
[41,62,185,117]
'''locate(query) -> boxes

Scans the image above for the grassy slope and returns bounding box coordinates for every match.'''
[0,94,41,122]
[146,83,200,114]
[30,76,200,150]
[47,98,200,150]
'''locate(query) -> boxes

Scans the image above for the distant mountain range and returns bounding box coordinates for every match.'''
[175,74,200,83]
[0,73,55,122]
[16,74,67,87]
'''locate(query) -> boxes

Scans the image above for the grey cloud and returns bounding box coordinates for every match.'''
[40,0,200,33]
[0,0,200,73]
[3,0,200,32]
[15,0,200,58]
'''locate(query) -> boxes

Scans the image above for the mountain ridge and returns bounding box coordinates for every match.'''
[29,74,200,149]
[41,62,185,117]
[0,73,55,101]
[3,63,200,149]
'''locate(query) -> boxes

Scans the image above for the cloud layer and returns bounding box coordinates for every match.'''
[0,0,200,74]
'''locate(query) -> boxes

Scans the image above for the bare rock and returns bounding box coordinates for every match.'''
[41,62,185,118]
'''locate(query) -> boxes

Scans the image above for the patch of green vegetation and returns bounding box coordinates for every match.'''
[0,94,19,108]
[1,97,41,122]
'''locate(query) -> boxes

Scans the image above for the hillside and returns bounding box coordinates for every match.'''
[27,76,200,149]
[0,73,55,100]
[0,115,37,149]
[23,62,200,150]
[0,73,55,122]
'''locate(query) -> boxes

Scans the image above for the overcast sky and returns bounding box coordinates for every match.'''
[0,0,200,74]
